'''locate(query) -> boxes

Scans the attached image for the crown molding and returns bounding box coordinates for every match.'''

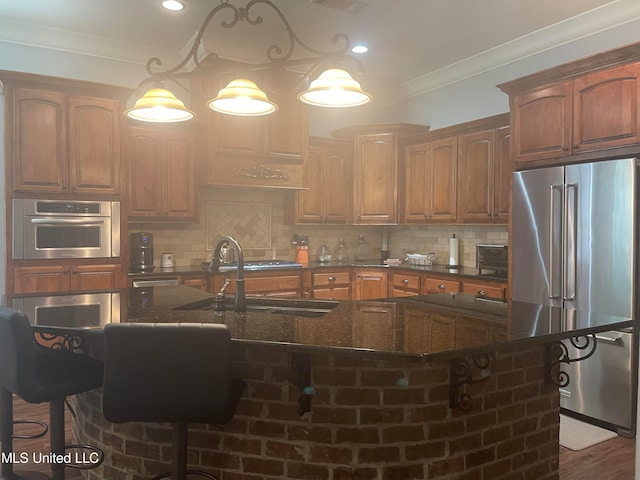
[396,0,640,104]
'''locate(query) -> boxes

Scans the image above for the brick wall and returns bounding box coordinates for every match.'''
[73,343,559,480]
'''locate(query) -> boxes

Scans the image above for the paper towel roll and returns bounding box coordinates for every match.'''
[448,235,459,267]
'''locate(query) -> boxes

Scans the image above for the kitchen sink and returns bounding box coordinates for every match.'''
[174,297,339,318]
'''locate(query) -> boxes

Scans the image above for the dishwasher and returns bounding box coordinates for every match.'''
[132,278,180,287]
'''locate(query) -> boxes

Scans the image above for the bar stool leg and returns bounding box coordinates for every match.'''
[0,388,15,479]
[49,398,65,480]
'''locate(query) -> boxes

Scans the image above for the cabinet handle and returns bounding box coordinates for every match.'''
[477,290,486,297]
[402,279,409,284]
[328,276,336,282]
[438,284,446,289]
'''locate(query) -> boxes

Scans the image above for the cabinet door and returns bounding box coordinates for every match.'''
[458,130,494,222]
[323,143,351,224]
[573,63,640,152]
[354,270,388,300]
[297,144,324,223]
[11,88,67,193]
[493,127,512,221]
[13,265,70,294]
[352,304,396,350]
[164,131,197,219]
[403,142,430,223]
[181,276,208,291]
[512,82,572,163]
[429,137,458,222]
[71,264,122,290]
[264,71,308,162]
[353,133,397,224]
[68,96,121,194]
[127,129,163,218]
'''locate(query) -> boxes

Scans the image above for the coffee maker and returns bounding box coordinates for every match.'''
[129,232,154,272]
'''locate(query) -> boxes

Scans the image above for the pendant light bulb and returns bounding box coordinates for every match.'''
[298,68,372,107]
[207,79,277,116]
[125,87,194,123]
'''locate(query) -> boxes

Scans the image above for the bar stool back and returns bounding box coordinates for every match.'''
[0,305,104,480]
[103,322,244,480]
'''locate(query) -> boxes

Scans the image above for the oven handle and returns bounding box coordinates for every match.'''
[30,218,106,225]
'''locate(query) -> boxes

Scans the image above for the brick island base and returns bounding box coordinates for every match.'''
[73,344,560,480]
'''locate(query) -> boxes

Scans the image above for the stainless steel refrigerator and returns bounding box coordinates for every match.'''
[512,157,638,436]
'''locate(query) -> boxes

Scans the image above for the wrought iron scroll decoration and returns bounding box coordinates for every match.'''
[138,0,362,94]
[449,353,493,411]
[35,332,83,352]
[545,334,597,387]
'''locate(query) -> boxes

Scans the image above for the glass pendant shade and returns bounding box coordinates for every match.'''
[298,68,372,107]
[125,87,194,122]
[206,79,277,116]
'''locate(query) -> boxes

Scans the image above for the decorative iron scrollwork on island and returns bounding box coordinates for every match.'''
[545,334,597,387]
[237,165,290,181]
[35,332,83,352]
[449,353,493,411]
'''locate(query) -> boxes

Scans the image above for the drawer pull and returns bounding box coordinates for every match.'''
[477,290,486,297]
[402,279,409,284]
[328,276,336,282]
[438,284,445,289]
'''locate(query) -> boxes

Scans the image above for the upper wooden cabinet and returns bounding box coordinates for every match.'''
[457,126,511,223]
[293,137,352,224]
[402,137,457,224]
[192,68,307,189]
[7,87,122,195]
[127,126,197,221]
[498,45,640,167]
[333,124,430,225]
[400,114,510,225]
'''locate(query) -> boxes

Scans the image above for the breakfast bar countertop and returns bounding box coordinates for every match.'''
[17,285,633,364]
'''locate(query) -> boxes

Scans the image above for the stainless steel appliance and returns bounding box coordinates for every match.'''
[476,244,508,277]
[12,199,120,259]
[512,157,638,436]
[129,232,154,272]
[12,292,120,330]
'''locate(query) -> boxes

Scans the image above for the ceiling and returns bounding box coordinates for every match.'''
[0,0,638,104]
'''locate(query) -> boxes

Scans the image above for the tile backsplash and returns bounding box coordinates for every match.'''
[131,188,508,269]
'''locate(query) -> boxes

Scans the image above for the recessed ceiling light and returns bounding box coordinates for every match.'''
[351,45,369,54]
[162,0,185,11]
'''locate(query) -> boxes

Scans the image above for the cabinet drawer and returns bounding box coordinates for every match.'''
[313,286,350,300]
[391,273,421,290]
[462,282,505,300]
[241,275,302,294]
[424,278,460,294]
[313,271,350,287]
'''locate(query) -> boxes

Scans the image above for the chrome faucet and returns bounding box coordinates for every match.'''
[210,236,246,314]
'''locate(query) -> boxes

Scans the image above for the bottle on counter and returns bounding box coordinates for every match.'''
[355,234,370,261]
[336,238,349,263]
[317,241,332,263]
[381,231,391,262]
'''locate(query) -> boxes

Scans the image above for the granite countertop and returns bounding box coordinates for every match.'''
[128,261,507,282]
[21,285,632,363]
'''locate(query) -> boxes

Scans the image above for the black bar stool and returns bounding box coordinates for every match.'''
[0,306,105,480]
[103,323,245,480]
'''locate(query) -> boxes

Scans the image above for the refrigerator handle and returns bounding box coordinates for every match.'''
[549,185,561,300]
[563,183,577,301]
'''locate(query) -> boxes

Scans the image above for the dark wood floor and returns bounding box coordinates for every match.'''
[4,396,636,479]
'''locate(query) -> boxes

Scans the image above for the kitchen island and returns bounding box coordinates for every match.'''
[14,286,632,480]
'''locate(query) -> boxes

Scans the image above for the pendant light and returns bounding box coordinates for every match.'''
[125,87,194,122]
[298,68,372,107]
[206,79,278,116]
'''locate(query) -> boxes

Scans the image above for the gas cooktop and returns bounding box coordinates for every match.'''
[202,260,303,272]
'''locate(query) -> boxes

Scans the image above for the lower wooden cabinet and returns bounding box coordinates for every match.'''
[352,302,396,350]
[423,276,461,294]
[311,270,351,300]
[13,263,122,294]
[390,271,421,297]
[461,280,506,301]
[354,269,388,300]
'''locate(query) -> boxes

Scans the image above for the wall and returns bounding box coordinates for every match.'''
[135,188,507,270]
